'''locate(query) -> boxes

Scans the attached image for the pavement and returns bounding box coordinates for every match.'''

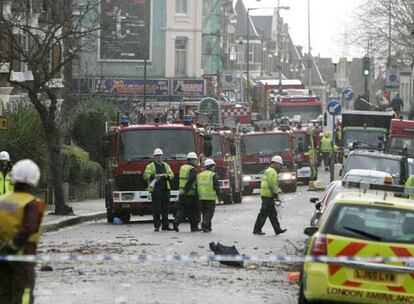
[42,199,106,233]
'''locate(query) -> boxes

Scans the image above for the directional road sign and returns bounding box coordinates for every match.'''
[327,100,341,116]
[342,88,354,101]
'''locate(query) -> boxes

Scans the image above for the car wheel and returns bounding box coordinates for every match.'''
[106,208,114,223]
[223,195,233,205]
[233,192,242,204]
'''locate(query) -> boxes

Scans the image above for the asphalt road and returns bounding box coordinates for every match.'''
[35,170,329,304]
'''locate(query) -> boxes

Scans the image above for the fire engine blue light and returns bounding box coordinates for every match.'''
[120,116,129,126]
[183,115,192,122]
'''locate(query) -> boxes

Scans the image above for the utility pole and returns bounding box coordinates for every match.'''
[388,0,391,69]
[307,0,312,95]
[143,58,147,110]
[246,8,250,104]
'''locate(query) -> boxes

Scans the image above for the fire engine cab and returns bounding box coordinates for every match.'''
[388,118,414,157]
[240,127,297,194]
[103,117,212,223]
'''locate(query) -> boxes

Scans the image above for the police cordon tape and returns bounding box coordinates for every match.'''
[1,254,414,265]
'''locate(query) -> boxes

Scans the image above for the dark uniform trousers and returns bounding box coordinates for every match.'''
[253,197,282,234]
[0,262,35,304]
[322,152,330,168]
[200,200,215,231]
[151,190,170,229]
[174,195,200,231]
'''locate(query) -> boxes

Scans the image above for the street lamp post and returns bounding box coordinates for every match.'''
[307,0,312,95]
[330,57,340,182]
[246,8,250,104]
[331,57,340,94]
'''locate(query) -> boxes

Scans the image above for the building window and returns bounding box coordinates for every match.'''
[236,44,245,64]
[20,33,28,72]
[175,0,187,14]
[175,38,187,76]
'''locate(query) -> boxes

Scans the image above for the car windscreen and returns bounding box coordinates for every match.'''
[241,134,290,156]
[322,204,414,244]
[277,105,321,122]
[343,155,401,184]
[389,137,414,155]
[343,130,386,149]
[120,129,195,161]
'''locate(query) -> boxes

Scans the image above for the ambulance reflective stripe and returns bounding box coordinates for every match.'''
[326,236,414,294]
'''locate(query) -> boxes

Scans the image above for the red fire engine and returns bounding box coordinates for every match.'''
[103,119,212,223]
[240,128,297,194]
[388,118,414,157]
[209,130,243,204]
[252,79,305,120]
[275,95,322,123]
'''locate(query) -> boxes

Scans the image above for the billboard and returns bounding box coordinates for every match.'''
[95,79,169,96]
[172,79,205,97]
[99,0,151,61]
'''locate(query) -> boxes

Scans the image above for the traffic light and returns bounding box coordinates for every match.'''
[362,56,370,76]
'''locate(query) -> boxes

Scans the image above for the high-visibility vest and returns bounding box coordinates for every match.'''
[0,192,45,254]
[320,137,332,153]
[197,170,217,201]
[405,176,414,200]
[179,164,196,196]
[0,171,14,195]
[260,167,279,198]
[336,129,342,140]
[143,161,174,192]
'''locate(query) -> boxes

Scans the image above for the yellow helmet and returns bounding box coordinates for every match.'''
[324,131,330,137]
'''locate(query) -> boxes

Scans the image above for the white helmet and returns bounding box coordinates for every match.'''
[271,155,283,165]
[0,151,10,162]
[11,159,41,187]
[153,148,163,156]
[204,159,216,167]
[187,152,198,160]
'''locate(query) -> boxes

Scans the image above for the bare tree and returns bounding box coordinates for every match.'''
[353,0,414,66]
[0,0,100,214]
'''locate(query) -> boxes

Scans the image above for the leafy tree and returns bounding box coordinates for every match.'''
[0,0,101,214]
[2,102,49,184]
[353,0,414,66]
[71,98,117,166]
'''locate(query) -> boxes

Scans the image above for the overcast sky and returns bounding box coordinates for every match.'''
[241,0,364,58]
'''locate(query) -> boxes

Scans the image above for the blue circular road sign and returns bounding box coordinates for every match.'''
[342,88,354,101]
[327,100,342,116]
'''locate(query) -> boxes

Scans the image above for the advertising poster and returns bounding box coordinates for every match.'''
[95,79,169,96]
[99,0,151,61]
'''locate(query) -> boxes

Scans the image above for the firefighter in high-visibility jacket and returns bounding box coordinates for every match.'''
[173,152,200,232]
[405,175,414,200]
[196,159,220,232]
[304,146,317,178]
[0,159,45,304]
[144,148,174,232]
[320,132,332,171]
[253,155,287,235]
[0,151,13,195]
